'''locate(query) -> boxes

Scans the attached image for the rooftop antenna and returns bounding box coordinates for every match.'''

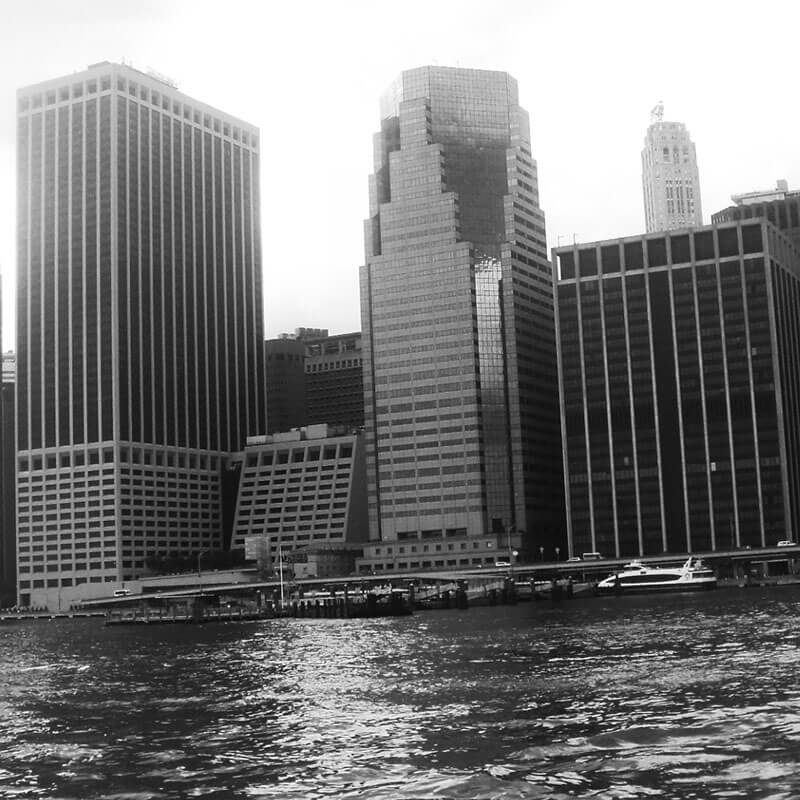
[650,100,664,124]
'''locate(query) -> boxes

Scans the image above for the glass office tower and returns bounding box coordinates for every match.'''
[554,221,800,558]
[16,62,266,608]
[359,67,562,569]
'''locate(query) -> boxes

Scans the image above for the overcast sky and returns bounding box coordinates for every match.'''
[1,0,799,349]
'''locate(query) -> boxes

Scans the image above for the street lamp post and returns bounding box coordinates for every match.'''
[555,546,561,563]
[539,546,544,562]
[278,546,286,609]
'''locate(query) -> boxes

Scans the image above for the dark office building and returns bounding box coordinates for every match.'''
[554,221,800,558]
[16,62,266,608]
[265,329,364,434]
[305,331,363,429]
[360,66,562,568]
[712,181,800,251]
[265,337,307,434]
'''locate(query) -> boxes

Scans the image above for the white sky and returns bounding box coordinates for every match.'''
[1,0,799,349]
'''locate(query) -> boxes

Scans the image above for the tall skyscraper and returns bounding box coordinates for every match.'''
[359,66,562,571]
[641,103,703,232]
[554,220,800,558]
[16,62,266,609]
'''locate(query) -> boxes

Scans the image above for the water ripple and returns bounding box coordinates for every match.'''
[2,589,800,797]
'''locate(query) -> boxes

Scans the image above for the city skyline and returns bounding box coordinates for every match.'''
[2,1,800,350]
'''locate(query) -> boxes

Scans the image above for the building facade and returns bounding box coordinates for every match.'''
[359,66,562,568]
[0,352,12,607]
[16,62,266,608]
[265,329,364,434]
[642,107,703,233]
[229,424,368,569]
[712,180,800,251]
[554,221,800,558]
[265,336,308,434]
[305,331,363,429]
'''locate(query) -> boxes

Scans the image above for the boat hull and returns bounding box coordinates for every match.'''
[596,578,717,595]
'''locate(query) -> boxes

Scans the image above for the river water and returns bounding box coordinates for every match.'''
[1,587,800,799]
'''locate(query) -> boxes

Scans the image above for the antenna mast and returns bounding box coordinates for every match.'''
[650,101,664,124]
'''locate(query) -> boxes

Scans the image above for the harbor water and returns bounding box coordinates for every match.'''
[2,587,800,798]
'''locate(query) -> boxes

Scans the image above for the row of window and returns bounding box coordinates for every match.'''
[19,73,258,148]
[19,447,221,472]
[558,225,764,278]
[19,576,116,589]
[361,557,495,572]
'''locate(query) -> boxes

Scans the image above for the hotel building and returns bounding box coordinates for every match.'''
[229,424,368,566]
[16,62,266,608]
[554,221,800,558]
[359,66,562,568]
[642,106,703,232]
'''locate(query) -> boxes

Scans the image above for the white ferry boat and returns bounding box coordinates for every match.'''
[596,556,717,594]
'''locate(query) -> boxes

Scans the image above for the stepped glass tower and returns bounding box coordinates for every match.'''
[16,62,266,608]
[359,67,562,572]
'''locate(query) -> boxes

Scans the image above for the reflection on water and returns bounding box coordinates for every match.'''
[1,588,800,798]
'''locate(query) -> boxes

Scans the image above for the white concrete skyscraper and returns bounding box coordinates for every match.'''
[16,62,266,609]
[641,103,703,233]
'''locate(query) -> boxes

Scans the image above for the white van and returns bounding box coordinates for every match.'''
[113,588,131,597]
[581,552,603,560]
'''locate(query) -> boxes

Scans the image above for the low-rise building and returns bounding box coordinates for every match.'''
[229,424,368,574]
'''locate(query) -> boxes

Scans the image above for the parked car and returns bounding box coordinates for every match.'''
[777,540,796,547]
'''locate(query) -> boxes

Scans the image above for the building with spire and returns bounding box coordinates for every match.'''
[641,103,703,233]
[16,62,266,609]
[358,66,563,573]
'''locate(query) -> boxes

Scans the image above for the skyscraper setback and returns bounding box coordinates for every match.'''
[641,104,703,233]
[359,67,562,570]
[16,62,266,608]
